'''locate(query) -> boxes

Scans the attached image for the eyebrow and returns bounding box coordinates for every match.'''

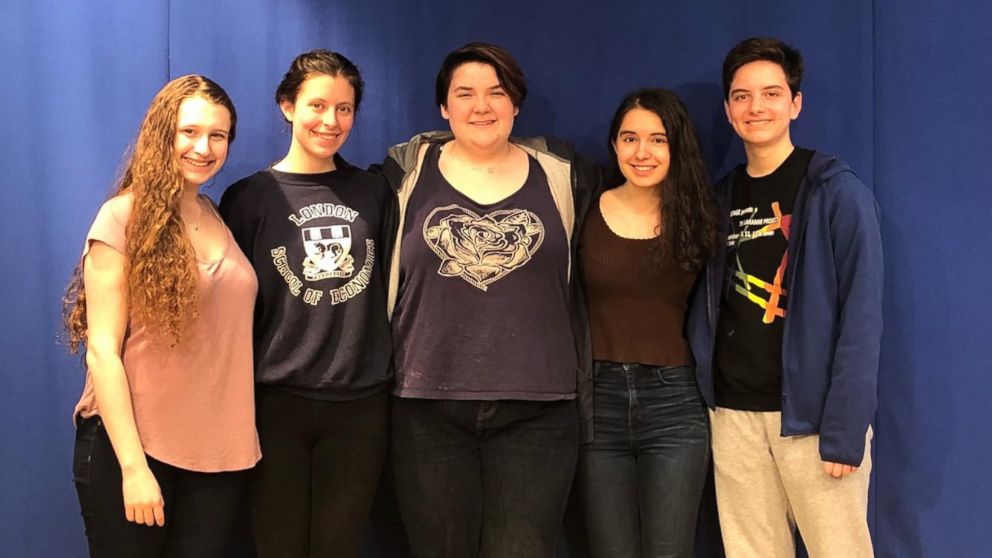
[731,84,786,95]
[618,130,667,137]
[453,84,503,92]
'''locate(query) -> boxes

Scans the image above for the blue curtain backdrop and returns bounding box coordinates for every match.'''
[1,0,988,556]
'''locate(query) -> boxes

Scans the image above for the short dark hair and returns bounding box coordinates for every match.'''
[275,49,364,116]
[722,37,803,100]
[435,42,527,109]
[607,88,719,273]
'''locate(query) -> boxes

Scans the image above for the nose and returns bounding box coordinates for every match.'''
[748,96,764,113]
[193,133,211,155]
[635,140,650,159]
[474,96,492,114]
[322,109,337,128]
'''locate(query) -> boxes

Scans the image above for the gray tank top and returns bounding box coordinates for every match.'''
[392,142,577,400]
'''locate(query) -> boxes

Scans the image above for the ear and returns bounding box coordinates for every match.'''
[440,103,450,121]
[790,91,803,120]
[724,99,732,123]
[279,99,295,123]
[513,106,519,117]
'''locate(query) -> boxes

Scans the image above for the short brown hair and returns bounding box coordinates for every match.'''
[435,42,527,109]
[722,37,803,100]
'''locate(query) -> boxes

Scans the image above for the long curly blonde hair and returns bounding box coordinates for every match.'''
[63,75,238,352]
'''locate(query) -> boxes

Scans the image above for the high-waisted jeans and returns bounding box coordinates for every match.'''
[579,362,710,558]
[391,397,579,558]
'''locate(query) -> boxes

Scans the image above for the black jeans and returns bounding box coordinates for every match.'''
[391,397,579,558]
[579,362,710,558]
[251,388,388,558]
[72,416,247,558]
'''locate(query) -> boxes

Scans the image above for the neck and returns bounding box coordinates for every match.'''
[276,146,336,174]
[616,182,662,212]
[449,140,513,166]
[744,137,795,177]
[181,183,200,209]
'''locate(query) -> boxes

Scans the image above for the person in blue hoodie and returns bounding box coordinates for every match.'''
[687,37,883,558]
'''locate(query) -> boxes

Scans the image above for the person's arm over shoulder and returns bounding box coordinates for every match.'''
[817,171,883,468]
[219,176,262,264]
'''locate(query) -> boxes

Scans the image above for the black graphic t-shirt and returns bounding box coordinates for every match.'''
[219,159,393,400]
[393,142,577,400]
[714,147,814,410]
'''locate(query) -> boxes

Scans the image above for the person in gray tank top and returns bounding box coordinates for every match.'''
[382,42,591,558]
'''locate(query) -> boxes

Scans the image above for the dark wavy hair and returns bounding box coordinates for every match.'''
[275,49,364,118]
[722,37,804,99]
[607,88,719,273]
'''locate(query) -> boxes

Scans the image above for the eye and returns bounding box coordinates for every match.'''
[618,135,636,144]
[491,90,506,97]
[766,91,781,98]
[210,132,228,141]
[732,93,748,102]
[311,102,325,111]
[337,105,353,115]
[652,136,668,145]
[181,128,196,136]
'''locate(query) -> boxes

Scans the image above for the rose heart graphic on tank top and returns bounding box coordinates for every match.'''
[423,204,545,291]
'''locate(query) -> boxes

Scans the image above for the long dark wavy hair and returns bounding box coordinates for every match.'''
[607,88,719,273]
[62,75,237,352]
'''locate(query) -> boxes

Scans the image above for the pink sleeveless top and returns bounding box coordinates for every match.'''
[73,194,261,472]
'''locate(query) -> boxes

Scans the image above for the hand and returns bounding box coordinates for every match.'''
[122,466,165,526]
[822,460,858,478]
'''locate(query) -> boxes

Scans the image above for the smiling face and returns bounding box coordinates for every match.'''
[725,60,802,151]
[441,62,518,151]
[174,95,231,188]
[614,107,671,190]
[280,72,355,172]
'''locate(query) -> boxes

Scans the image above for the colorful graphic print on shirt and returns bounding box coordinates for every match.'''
[423,204,544,291]
[726,201,792,324]
[269,202,374,306]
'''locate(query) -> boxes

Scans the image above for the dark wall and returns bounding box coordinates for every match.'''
[1,1,988,556]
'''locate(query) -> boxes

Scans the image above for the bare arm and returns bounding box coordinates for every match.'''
[83,241,165,527]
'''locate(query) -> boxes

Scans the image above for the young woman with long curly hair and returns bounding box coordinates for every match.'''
[64,75,259,558]
[577,88,719,558]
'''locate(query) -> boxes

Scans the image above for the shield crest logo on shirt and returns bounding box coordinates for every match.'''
[302,225,354,280]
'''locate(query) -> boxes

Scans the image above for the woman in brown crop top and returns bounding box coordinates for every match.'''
[577,88,719,558]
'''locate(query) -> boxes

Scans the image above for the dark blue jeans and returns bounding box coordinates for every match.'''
[72,416,247,558]
[391,397,579,558]
[579,362,709,558]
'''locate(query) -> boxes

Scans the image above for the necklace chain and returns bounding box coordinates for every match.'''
[187,197,204,232]
[448,144,513,174]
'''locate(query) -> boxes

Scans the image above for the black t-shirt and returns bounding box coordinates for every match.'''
[714,147,814,410]
[219,160,393,400]
[393,142,577,400]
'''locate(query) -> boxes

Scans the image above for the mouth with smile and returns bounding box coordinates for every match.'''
[311,129,341,142]
[469,119,497,126]
[628,163,658,176]
[182,156,214,168]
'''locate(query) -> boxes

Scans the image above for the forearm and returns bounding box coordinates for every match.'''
[86,348,149,475]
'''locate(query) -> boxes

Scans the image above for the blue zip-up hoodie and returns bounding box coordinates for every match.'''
[686,151,883,466]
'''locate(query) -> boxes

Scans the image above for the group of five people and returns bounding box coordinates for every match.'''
[64,36,882,558]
